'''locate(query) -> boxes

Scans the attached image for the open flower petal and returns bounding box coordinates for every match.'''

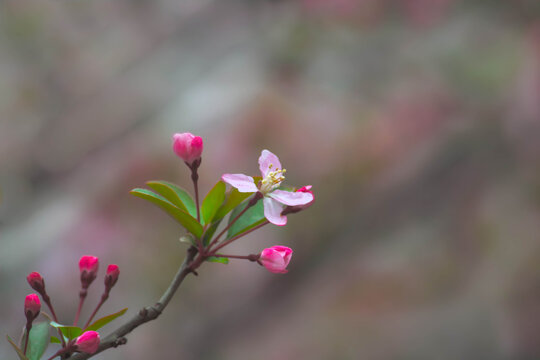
[263,197,287,226]
[221,174,258,193]
[259,150,282,178]
[268,190,314,206]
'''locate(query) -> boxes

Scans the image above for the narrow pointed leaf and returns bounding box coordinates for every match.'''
[201,181,226,225]
[130,188,203,238]
[49,322,82,340]
[7,335,29,360]
[206,256,229,264]
[50,336,61,344]
[20,322,49,360]
[86,308,128,331]
[147,181,197,218]
[226,198,265,239]
[146,181,189,213]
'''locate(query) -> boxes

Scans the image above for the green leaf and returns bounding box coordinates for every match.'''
[146,181,197,217]
[202,220,222,246]
[50,336,61,344]
[6,335,29,360]
[49,322,82,341]
[213,188,252,222]
[86,308,128,331]
[226,198,265,239]
[206,256,229,264]
[201,181,226,225]
[130,188,203,238]
[21,322,49,360]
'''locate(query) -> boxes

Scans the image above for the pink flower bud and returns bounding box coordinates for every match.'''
[104,264,120,291]
[259,246,293,274]
[172,132,203,165]
[27,272,45,295]
[75,331,100,354]
[24,294,41,322]
[281,185,315,215]
[79,255,99,289]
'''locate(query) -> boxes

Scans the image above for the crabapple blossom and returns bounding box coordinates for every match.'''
[24,294,41,321]
[172,132,203,166]
[222,150,313,226]
[259,246,293,274]
[27,272,45,295]
[74,331,100,354]
[79,255,99,289]
[104,264,120,291]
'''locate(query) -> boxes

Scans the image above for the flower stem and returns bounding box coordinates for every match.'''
[84,293,109,329]
[74,289,87,327]
[23,323,31,355]
[43,295,66,347]
[214,254,259,261]
[189,161,201,223]
[207,192,263,251]
[211,220,269,254]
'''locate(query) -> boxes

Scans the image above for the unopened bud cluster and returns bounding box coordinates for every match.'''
[19,255,120,357]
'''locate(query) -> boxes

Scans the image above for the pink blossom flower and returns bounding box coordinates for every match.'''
[27,272,45,295]
[259,246,293,274]
[172,133,203,165]
[104,264,120,291]
[79,255,99,288]
[74,331,100,354]
[24,294,41,321]
[221,150,313,226]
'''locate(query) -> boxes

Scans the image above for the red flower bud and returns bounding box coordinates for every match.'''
[27,272,45,296]
[75,331,100,354]
[172,133,203,166]
[79,255,99,289]
[24,294,41,322]
[104,264,120,291]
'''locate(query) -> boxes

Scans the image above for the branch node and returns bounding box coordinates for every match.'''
[113,337,127,348]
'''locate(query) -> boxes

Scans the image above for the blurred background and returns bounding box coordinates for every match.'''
[2,0,540,359]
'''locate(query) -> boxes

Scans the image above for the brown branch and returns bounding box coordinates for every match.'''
[68,247,199,360]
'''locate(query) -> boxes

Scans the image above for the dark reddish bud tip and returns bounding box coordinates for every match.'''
[104,264,120,291]
[27,272,46,295]
[24,294,41,323]
[79,255,99,289]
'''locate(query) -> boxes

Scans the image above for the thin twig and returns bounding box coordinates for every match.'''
[211,220,269,254]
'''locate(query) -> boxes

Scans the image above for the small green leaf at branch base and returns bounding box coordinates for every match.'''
[130,188,203,238]
[49,322,83,341]
[21,322,50,360]
[201,181,226,225]
[206,256,229,264]
[7,335,29,360]
[86,308,128,331]
[50,336,62,344]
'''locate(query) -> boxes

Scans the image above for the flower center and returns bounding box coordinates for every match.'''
[260,164,286,194]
